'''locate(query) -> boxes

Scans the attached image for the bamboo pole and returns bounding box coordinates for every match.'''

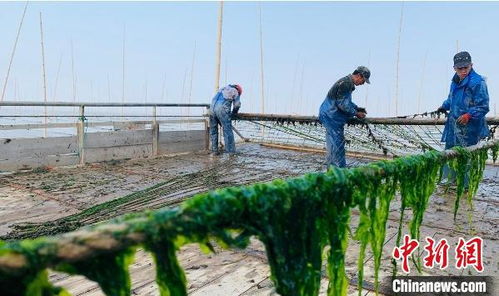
[107,74,111,102]
[0,139,496,271]
[71,39,77,120]
[152,106,158,157]
[258,3,266,137]
[234,112,499,125]
[214,1,223,92]
[77,105,85,165]
[39,12,48,138]
[232,126,249,142]
[52,53,63,101]
[260,143,393,161]
[161,73,167,102]
[1,2,28,103]
[188,41,196,119]
[394,3,404,116]
[258,3,265,115]
[122,24,126,118]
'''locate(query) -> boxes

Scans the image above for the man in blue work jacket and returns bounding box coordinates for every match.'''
[437,51,490,185]
[319,66,370,168]
[209,84,242,154]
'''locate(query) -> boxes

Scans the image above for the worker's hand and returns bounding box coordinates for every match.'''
[356,111,367,119]
[457,113,472,125]
[436,107,447,113]
[356,107,367,114]
[230,112,238,120]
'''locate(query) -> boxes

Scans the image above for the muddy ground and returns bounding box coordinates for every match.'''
[0,143,497,295]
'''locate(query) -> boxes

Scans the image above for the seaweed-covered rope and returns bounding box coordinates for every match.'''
[0,140,497,296]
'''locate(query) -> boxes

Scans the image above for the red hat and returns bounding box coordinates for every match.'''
[234,84,242,95]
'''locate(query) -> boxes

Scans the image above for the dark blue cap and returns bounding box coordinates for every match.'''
[354,66,371,84]
[454,51,472,68]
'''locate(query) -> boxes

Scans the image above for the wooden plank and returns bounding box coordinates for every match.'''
[158,130,206,154]
[84,145,152,163]
[0,136,77,159]
[0,119,206,131]
[112,122,146,131]
[0,153,78,171]
[84,130,152,149]
[190,259,269,296]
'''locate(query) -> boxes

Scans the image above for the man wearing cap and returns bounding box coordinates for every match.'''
[319,66,370,168]
[437,51,490,185]
[209,84,242,154]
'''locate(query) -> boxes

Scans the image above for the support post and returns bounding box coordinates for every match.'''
[204,107,210,151]
[152,106,159,157]
[77,105,85,165]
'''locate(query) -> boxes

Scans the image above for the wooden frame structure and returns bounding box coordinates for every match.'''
[0,102,210,171]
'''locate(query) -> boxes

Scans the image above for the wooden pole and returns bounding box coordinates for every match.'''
[39,12,48,137]
[259,3,266,137]
[71,39,77,120]
[161,73,167,102]
[0,139,496,271]
[394,3,404,117]
[1,2,28,103]
[260,143,393,161]
[188,41,196,119]
[258,3,265,115]
[122,24,126,118]
[152,106,158,157]
[214,1,223,92]
[52,53,63,101]
[107,74,111,102]
[77,105,85,165]
[234,112,499,125]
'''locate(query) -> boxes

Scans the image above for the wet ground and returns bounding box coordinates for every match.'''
[0,143,497,295]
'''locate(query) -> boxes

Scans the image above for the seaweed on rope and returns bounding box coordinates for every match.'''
[0,140,497,296]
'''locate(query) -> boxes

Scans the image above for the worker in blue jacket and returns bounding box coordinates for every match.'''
[437,51,490,185]
[209,84,242,154]
[319,66,370,168]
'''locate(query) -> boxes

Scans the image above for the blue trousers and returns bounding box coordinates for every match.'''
[324,122,346,168]
[209,104,235,153]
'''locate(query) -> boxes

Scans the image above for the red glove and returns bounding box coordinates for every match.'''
[457,113,472,125]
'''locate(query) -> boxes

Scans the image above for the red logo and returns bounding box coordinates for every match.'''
[392,236,484,273]
[423,237,450,269]
[392,235,419,273]
[455,237,484,272]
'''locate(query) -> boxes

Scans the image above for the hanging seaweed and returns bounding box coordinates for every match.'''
[144,237,188,296]
[55,248,135,296]
[353,166,396,296]
[0,141,496,296]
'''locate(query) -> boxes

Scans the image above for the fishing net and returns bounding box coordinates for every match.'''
[233,112,499,164]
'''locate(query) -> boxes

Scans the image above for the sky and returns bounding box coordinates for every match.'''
[1,1,499,117]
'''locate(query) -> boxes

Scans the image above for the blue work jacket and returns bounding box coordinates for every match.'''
[319,75,358,127]
[440,69,490,146]
[210,85,241,115]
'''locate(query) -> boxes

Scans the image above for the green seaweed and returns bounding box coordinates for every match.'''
[144,237,188,296]
[55,249,135,296]
[0,269,69,296]
[0,142,496,296]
